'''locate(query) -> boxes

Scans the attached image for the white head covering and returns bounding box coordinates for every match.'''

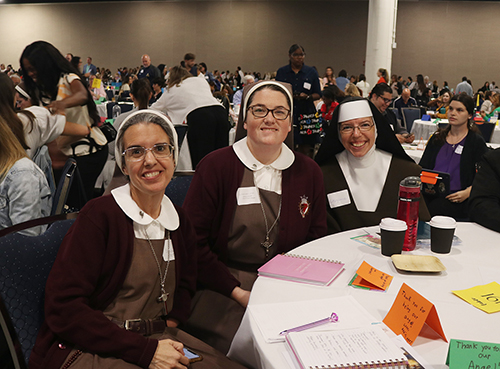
[114,109,178,173]
[335,99,391,212]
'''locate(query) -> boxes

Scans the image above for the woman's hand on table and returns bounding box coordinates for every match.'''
[446,187,471,203]
[231,286,251,308]
[149,339,189,369]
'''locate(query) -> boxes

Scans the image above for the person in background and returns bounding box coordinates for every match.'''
[82,56,96,81]
[183,53,197,76]
[414,74,427,105]
[455,76,473,97]
[376,68,388,84]
[322,66,336,89]
[276,44,322,157]
[469,148,500,233]
[0,115,51,236]
[151,66,230,168]
[344,83,360,97]
[137,54,161,85]
[21,41,107,207]
[392,88,417,116]
[336,69,349,92]
[478,81,490,93]
[232,74,255,107]
[356,74,370,97]
[482,93,500,121]
[315,97,429,234]
[183,80,326,353]
[420,93,488,220]
[390,74,402,98]
[370,83,414,143]
[89,73,106,100]
[70,56,82,73]
[319,85,344,130]
[429,89,451,119]
[150,77,164,104]
[480,90,495,117]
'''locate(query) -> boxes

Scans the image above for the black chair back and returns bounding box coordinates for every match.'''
[105,89,114,101]
[165,173,194,206]
[0,213,78,365]
[401,108,421,133]
[118,103,134,114]
[106,101,117,119]
[476,123,496,143]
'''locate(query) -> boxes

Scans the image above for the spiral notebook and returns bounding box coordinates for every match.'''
[285,326,408,369]
[257,253,344,286]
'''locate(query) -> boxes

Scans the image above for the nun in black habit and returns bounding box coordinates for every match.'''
[315,97,430,234]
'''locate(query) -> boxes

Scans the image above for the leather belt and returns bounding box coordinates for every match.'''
[112,318,167,336]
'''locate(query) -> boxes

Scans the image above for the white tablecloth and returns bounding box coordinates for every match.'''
[402,142,500,164]
[410,119,444,141]
[228,223,500,369]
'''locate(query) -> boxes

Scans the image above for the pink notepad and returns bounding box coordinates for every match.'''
[258,254,344,286]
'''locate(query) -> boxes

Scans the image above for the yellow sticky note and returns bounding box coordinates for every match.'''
[452,281,500,314]
[92,78,102,89]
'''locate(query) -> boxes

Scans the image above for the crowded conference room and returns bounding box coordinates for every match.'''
[1,0,500,368]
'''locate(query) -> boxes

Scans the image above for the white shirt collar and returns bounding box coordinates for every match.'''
[233,137,294,171]
[111,183,179,231]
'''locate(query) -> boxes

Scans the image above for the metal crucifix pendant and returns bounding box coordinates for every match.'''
[157,292,169,315]
[261,237,273,258]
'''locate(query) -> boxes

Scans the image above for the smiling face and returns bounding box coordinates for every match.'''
[244,88,291,154]
[447,100,471,127]
[122,123,174,203]
[339,117,376,158]
[442,92,451,104]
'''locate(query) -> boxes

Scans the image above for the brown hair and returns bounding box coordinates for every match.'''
[167,66,192,89]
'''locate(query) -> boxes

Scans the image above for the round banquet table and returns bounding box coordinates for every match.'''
[410,119,442,141]
[228,222,500,369]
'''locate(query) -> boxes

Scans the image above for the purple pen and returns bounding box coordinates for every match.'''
[279,312,339,335]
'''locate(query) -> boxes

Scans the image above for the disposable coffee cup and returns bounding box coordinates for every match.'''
[380,218,408,257]
[430,216,456,254]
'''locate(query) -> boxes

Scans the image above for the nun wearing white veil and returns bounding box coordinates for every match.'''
[315,97,430,234]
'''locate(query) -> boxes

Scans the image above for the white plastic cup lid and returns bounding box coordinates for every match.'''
[380,218,408,232]
[430,216,456,229]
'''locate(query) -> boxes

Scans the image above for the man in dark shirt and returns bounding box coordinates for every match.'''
[137,54,161,85]
[183,53,198,76]
[393,88,417,116]
[276,44,321,157]
[370,83,414,144]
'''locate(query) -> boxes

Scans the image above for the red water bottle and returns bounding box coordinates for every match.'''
[396,176,421,251]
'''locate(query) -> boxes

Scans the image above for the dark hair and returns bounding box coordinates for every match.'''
[157,64,166,75]
[439,88,450,97]
[433,93,477,143]
[338,69,347,78]
[485,90,493,100]
[462,76,468,82]
[130,78,152,110]
[358,74,366,82]
[288,44,305,55]
[416,74,426,93]
[152,77,165,88]
[20,41,99,125]
[323,85,345,103]
[0,73,31,149]
[369,83,392,98]
[71,56,81,70]
[184,53,195,61]
[199,62,207,71]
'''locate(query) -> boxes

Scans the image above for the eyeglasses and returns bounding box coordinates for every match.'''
[378,96,392,105]
[122,143,174,161]
[339,122,374,135]
[291,53,306,58]
[247,105,290,120]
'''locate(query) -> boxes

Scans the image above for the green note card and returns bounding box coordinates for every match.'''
[446,339,500,369]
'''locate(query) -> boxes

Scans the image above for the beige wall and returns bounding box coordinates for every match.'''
[1,1,499,89]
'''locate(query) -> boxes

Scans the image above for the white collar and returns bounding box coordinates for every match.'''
[233,137,294,171]
[111,183,179,231]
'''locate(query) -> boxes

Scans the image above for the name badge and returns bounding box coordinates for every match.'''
[455,145,463,155]
[237,187,261,206]
[303,82,311,90]
[327,189,351,208]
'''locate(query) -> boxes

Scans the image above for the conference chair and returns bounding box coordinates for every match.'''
[476,122,496,143]
[106,101,117,119]
[401,107,421,133]
[0,213,78,366]
[174,125,188,150]
[51,158,86,215]
[118,103,134,114]
[105,89,114,101]
[165,172,194,206]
